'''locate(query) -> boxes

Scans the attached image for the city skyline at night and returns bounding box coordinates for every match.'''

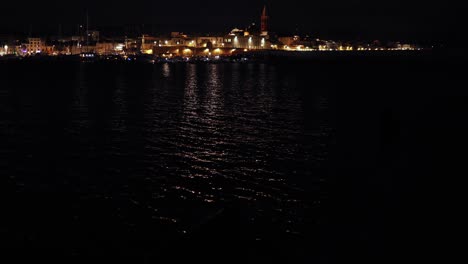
[0,0,459,42]
[0,0,463,262]
[1,4,427,59]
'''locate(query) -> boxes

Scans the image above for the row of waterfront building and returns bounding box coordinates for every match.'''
[0,6,421,57]
[0,32,421,58]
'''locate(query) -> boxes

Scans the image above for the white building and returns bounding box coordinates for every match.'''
[0,44,9,55]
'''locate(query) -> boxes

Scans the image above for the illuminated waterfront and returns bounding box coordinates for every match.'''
[0,5,424,60]
[0,0,460,262]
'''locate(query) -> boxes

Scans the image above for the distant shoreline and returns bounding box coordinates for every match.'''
[0,49,455,64]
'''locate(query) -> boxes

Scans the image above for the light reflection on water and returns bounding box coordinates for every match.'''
[0,61,331,252]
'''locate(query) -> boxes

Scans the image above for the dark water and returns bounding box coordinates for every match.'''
[0,54,464,262]
[0,60,331,261]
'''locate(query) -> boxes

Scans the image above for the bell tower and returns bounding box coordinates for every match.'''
[261,5,269,36]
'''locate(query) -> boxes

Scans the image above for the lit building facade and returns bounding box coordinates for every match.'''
[0,44,11,55]
[23,38,44,54]
[150,5,277,57]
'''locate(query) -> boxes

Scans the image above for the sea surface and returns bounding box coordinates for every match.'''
[0,53,464,263]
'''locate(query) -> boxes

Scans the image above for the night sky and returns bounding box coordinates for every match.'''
[0,0,461,42]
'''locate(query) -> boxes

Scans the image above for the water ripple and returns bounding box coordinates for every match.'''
[0,61,331,249]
